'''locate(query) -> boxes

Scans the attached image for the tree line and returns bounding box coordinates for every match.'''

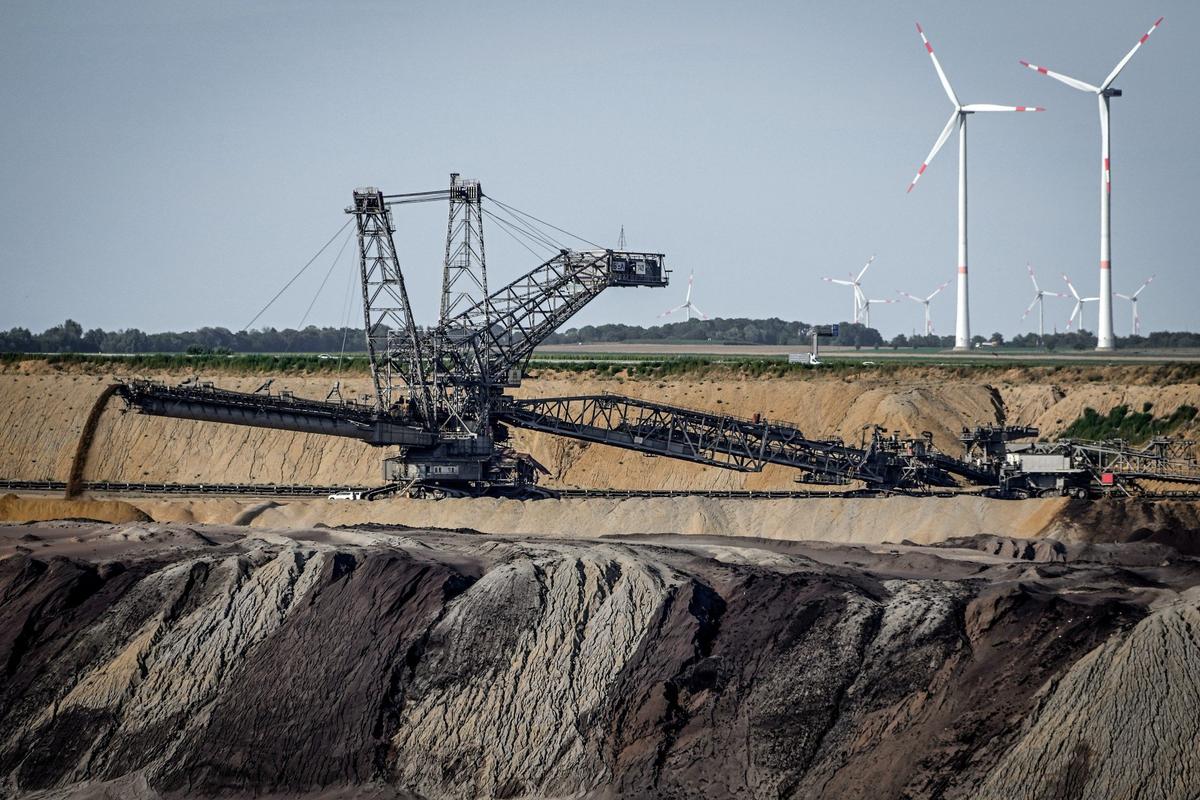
[2,318,1199,354]
[0,320,365,355]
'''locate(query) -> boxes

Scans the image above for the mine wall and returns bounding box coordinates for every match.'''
[1,364,1198,491]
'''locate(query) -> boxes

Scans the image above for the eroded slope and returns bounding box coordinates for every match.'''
[2,523,1197,799]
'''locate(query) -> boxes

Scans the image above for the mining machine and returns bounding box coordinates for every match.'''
[115,174,1038,497]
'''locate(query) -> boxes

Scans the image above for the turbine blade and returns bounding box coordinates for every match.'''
[824,278,854,286]
[961,103,1045,112]
[916,22,959,106]
[1021,296,1039,320]
[1018,60,1099,93]
[855,255,876,282]
[1027,263,1040,292]
[926,280,950,300]
[690,304,708,320]
[1062,273,1080,300]
[1115,293,1132,300]
[1101,17,1165,91]
[1132,274,1155,297]
[908,110,959,193]
[898,291,922,303]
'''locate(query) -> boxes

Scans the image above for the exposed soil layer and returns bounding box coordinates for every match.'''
[1,522,1198,799]
[2,360,1198,490]
[5,494,1199,550]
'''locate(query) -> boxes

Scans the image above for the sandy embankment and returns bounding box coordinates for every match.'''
[1,360,1197,491]
[15,493,1172,546]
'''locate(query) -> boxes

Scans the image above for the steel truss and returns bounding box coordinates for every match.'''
[349,188,430,418]
[499,393,965,489]
[1060,437,1200,484]
[439,173,488,328]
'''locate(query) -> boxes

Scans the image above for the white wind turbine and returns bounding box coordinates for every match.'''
[823,255,875,325]
[1115,275,1155,335]
[1020,17,1165,351]
[1021,263,1067,342]
[659,271,707,321]
[1062,273,1098,332]
[859,296,896,330]
[908,22,1044,351]
[897,281,950,335]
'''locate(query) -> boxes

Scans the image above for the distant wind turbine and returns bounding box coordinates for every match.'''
[898,281,950,335]
[1115,275,1155,335]
[1062,273,1098,332]
[860,296,896,330]
[823,255,875,325]
[1020,17,1165,351]
[1021,263,1067,342]
[908,22,1044,350]
[659,272,707,321]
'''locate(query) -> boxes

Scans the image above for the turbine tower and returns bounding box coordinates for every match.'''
[1020,17,1165,351]
[659,272,707,321]
[1062,273,1098,332]
[898,281,950,335]
[1115,275,1155,335]
[1021,263,1066,342]
[823,255,875,325]
[908,22,1044,351]
[860,296,896,330]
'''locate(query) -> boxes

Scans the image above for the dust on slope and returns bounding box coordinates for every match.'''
[1,359,1197,491]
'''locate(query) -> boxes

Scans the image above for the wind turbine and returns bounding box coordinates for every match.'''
[898,281,950,335]
[1062,273,1098,332]
[860,297,895,330]
[1021,263,1067,342]
[908,22,1044,351]
[1115,275,1154,335]
[1019,17,1165,351]
[659,272,707,321]
[822,255,875,324]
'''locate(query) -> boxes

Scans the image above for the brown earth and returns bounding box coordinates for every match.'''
[1,521,1198,799]
[1,360,1198,491]
[0,493,150,525]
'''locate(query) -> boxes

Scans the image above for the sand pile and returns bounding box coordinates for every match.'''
[0,493,149,524]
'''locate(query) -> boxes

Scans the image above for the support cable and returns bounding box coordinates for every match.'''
[485,195,604,249]
[336,242,359,375]
[284,227,355,352]
[241,218,353,331]
[482,209,554,261]
[485,201,565,250]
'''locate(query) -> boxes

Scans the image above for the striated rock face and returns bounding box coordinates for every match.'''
[1,524,1198,799]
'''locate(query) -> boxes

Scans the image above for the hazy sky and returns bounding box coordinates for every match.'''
[2,1,1196,338]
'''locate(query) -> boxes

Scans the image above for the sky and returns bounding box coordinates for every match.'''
[1,0,1197,339]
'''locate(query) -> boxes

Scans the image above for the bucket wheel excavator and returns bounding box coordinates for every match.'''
[116,174,1024,497]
